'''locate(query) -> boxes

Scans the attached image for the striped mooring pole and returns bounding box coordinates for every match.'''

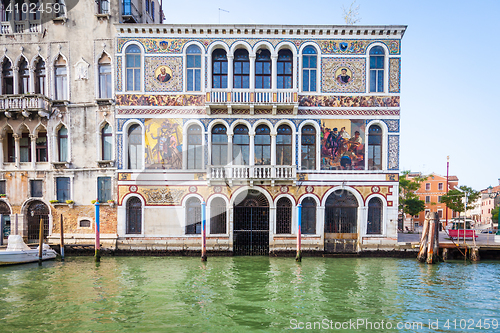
[95,201,101,262]
[201,201,207,261]
[296,204,302,262]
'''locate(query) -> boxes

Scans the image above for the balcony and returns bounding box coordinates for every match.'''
[122,0,140,23]
[0,95,51,118]
[207,165,296,186]
[206,89,298,115]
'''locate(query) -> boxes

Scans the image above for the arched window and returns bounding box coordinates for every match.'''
[233,48,249,89]
[325,190,358,233]
[368,125,382,170]
[101,123,113,161]
[301,197,316,234]
[211,124,227,166]
[127,124,142,169]
[187,125,202,170]
[254,125,270,165]
[186,45,201,91]
[20,127,31,162]
[98,54,112,98]
[210,197,226,234]
[126,197,142,234]
[233,125,249,165]
[185,197,201,234]
[367,197,382,234]
[54,55,68,100]
[255,48,271,89]
[0,201,10,238]
[36,129,47,162]
[301,125,316,170]
[277,49,292,89]
[125,45,141,92]
[276,124,292,165]
[34,58,45,95]
[57,126,68,162]
[2,59,13,95]
[276,197,292,234]
[369,46,385,93]
[18,58,29,94]
[302,46,317,92]
[212,49,227,89]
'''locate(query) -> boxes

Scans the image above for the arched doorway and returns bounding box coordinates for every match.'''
[233,189,269,255]
[27,200,50,243]
[324,190,359,253]
[0,201,11,239]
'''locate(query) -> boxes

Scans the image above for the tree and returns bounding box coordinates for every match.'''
[441,186,480,216]
[404,198,426,218]
[399,171,427,230]
[492,206,499,223]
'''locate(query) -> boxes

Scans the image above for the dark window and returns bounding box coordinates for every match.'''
[36,131,47,162]
[127,124,142,169]
[233,125,249,165]
[185,197,201,234]
[35,59,45,95]
[2,59,13,95]
[210,197,226,234]
[7,132,15,162]
[55,56,68,100]
[20,132,31,162]
[18,58,29,94]
[438,210,443,219]
[255,49,271,89]
[98,55,112,98]
[0,180,6,194]
[145,0,149,13]
[151,1,154,21]
[276,125,292,165]
[101,123,113,161]
[15,0,26,21]
[56,177,70,202]
[211,124,227,166]
[425,183,431,191]
[55,0,66,17]
[438,196,442,203]
[301,197,316,234]
[369,46,384,93]
[277,49,292,89]
[368,125,382,170]
[425,196,430,203]
[367,197,382,234]
[97,0,109,14]
[301,125,316,170]
[126,45,141,91]
[186,45,201,91]
[30,180,43,197]
[302,46,317,92]
[79,219,91,228]
[97,177,111,202]
[233,49,250,89]
[212,49,228,89]
[29,0,40,20]
[438,183,443,191]
[187,125,202,170]
[276,197,292,234]
[254,125,270,165]
[58,126,68,162]
[126,197,142,234]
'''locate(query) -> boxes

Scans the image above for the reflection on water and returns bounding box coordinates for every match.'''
[0,257,499,332]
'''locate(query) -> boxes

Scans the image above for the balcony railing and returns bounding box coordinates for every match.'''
[206,90,298,105]
[1,22,11,34]
[0,95,51,111]
[208,165,296,182]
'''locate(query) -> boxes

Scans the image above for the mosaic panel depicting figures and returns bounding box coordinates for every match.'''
[144,119,183,169]
[299,95,399,107]
[145,56,183,92]
[321,119,365,170]
[116,94,205,106]
[322,58,366,93]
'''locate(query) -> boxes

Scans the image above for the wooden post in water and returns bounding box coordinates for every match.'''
[296,204,302,262]
[95,201,101,262]
[471,247,480,261]
[417,212,430,262]
[426,213,437,264]
[60,214,65,261]
[201,201,207,262]
[38,218,44,265]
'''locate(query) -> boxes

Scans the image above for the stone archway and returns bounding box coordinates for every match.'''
[26,200,50,243]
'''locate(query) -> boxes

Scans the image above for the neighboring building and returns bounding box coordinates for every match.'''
[480,183,500,227]
[405,173,457,230]
[114,24,405,254]
[0,0,162,244]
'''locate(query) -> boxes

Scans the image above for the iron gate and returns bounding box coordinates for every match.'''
[324,190,358,253]
[27,201,50,243]
[233,190,269,255]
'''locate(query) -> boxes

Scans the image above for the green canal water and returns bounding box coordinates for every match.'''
[0,257,499,332]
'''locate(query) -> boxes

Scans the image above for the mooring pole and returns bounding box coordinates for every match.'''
[95,201,101,262]
[38,218,44,265]
[60,214,65,261]
[296,204,302,262]
[0,214,3,246]
[201,201,207,262]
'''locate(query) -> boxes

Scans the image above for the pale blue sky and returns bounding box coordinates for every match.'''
[160,0,500,190]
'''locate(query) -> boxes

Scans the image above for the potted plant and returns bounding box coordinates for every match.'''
[0,194,6,198]
[107,199,115,208]
[49,199,59,204]
[66,200,74,208]
[91,199,97,204]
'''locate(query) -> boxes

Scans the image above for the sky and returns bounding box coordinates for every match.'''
[160,0,500,191]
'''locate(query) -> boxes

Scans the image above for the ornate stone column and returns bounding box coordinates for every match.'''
[227,54,234,90]
[249,55,256,91]
[271,55,278,91]
[13,133,20,168]
[30,134,37,169]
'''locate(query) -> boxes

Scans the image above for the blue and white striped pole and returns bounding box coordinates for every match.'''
[201,201,207,261]
[296,204,302,262]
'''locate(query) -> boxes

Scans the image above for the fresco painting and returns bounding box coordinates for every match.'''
[321,119,365,170]
[144,118,183,169]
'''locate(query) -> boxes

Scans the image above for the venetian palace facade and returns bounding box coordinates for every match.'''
[114,24,405,254]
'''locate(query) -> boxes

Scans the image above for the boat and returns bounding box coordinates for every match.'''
[0,235,57,265]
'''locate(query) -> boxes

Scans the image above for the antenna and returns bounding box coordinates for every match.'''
[218,8,229,24]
